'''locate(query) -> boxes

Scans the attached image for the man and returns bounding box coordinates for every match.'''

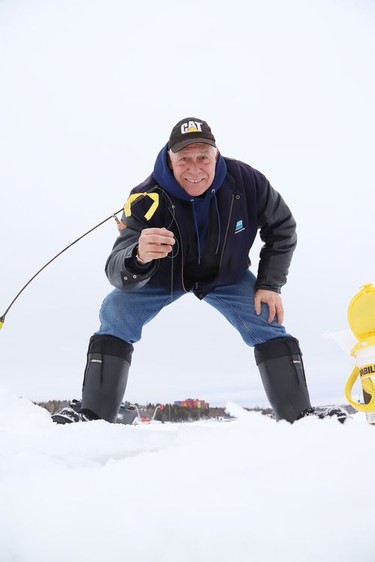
[52,117,343,425]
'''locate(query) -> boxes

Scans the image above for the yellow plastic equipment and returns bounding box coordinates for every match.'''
[345,284,375,413]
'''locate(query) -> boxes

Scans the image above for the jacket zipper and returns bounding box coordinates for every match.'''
[218,193,236,269]
[194,193,236,293]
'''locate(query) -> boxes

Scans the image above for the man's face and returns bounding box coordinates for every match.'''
[168,143,218,196]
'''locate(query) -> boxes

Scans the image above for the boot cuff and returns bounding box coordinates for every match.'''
[88,335,134,360]
[254,336,301,365]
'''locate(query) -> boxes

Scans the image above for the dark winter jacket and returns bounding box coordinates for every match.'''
[105,145,297,298]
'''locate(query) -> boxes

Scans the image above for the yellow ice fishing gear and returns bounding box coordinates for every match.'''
[124,193,159,221]
[344,284,375,423]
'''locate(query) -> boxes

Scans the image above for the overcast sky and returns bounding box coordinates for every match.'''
[1,0,374,407]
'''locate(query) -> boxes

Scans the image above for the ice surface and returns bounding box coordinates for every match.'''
[0,386,374,562]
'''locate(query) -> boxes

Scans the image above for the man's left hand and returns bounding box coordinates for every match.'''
[254,289,284,325]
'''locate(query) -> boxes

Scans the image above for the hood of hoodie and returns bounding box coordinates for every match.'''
[152,144,227,201]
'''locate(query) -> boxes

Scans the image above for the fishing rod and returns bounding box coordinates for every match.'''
[0,209,125,330]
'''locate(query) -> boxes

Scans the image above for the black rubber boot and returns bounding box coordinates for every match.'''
[80,334,134,423]
[254,336,312,423]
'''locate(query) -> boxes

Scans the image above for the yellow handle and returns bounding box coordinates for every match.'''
[124,193,159,221]
[345,366,375,412]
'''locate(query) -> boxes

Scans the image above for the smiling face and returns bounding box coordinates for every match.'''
[168,143,218,196]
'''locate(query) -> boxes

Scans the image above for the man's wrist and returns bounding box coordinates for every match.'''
[135,253,147,264]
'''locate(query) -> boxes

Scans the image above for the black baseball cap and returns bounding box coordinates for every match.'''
[168,117,216,152]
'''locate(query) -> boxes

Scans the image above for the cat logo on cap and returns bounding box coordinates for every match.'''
[181,121,203,134]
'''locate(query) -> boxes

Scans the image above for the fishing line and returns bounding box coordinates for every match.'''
[0,210,123,329]
[1,188,180,329]
[155,187,182,302]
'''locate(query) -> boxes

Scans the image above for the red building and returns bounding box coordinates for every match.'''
[174,398,209,409]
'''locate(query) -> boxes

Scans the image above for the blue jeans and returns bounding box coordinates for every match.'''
[96,270,289,347]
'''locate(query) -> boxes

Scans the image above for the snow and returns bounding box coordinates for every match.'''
[1,386,374,562]
[0,2,374,557]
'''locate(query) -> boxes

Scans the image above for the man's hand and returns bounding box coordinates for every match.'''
[254,289,284,325]
[136,227,175,264]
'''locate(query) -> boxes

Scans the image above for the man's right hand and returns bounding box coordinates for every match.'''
[136,227,175,264]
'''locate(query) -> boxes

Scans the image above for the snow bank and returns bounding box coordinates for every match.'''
[0,387,374,562]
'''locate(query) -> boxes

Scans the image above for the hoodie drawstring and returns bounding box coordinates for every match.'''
[212,190,221,255]
[190,190,221,265]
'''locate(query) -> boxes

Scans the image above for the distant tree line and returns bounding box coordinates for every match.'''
[38,399,70,414]
[34,400,356,423]
[36,400,280,423]
[143,403,233,423]
[36,400,235,422]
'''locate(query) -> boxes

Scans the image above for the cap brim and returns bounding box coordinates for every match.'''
[170,138,216,153]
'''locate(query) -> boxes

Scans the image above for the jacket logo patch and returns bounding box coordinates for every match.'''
[235,219,245,234]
